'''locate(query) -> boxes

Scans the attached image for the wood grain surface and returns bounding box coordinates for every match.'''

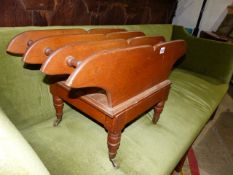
[0,0,177,26]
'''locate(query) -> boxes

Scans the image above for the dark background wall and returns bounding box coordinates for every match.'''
[0,0,177,26]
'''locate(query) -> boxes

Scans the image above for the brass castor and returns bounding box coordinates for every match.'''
[152,115,159,124]
[110,158,120,169]
[53,118,62,127]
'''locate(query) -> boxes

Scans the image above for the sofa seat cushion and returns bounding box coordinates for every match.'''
[0,107,49,175]
[20,68,228,175]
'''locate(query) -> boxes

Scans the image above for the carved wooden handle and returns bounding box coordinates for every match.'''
[44,47,53,56]
[66,56,81,68]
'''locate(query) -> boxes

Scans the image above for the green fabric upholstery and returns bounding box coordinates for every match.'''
[0,29,54,129]
[172,26,233,84]
[21,69,227,175]
[0,25,231,175]
[0,107,49,175]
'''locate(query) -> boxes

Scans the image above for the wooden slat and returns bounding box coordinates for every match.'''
[7,29,87,54]
[22,31,146,64]
[6,28,127,55]
[107,31,145,39]
[22,34,106,64]
[41,36,165,75]
[66,40,186,106]
[41,39,127,75]
[88,28,126,34]
[128,36,165,46]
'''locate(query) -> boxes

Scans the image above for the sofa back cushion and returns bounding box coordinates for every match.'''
[172,25,233,84]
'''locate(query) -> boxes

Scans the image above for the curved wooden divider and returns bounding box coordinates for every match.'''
[7,28,126,54]
[66,40,186,106]
[41,36,165,75]
[21,31,146,64]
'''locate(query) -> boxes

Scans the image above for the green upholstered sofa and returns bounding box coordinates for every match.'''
[0,24,233,175]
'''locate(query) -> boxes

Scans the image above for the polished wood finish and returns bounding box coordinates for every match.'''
[7,29,86,55]
[7,29,186,166]
[7,28,126,55]
[52,95,64,126]
[41,39,127,75]
[41,36,165,75]
[66,40,186,106]
[10,31,144,64]
[19,31,145,64]
[108,132,121,166]
[48,40,185,164]
[0,0,177,27]
[88,28,126,34]
[50,80,171,166]
[152,101,165,124]
[128,36,165,46]
[106,31,144,39]
[22,34,105,64]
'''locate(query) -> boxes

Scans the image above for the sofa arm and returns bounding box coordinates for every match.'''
[0,108,50,175]
[172,25,233,84]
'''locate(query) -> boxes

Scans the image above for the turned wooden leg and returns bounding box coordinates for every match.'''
[107,132,121,168]
[52,95,64,127]
[152,101,165,124]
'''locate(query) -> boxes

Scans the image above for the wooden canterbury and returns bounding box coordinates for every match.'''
[7,28,186,167]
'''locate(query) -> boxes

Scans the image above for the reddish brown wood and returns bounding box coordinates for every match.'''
[88,28,126,34]
[23,34,106,64]
[6,29,86,54]
[0,0,33,27]
[106,31,145,39]
[128,36,165,46]
[7,29,186,166]
[47,40,185,164]
[21,0,54,10]
[41,36,165,75]
[52,95,64,126]
[20,31,145,64]
[49,81,171,165]
[107,132,121,166]
[7,28,126,55]
[152,101,165,124]
[41,39,127,75]
[66,40,186,106]
[0,0,177,27]
[51,81,171,166]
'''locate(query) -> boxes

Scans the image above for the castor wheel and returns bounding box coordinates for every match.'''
[152,116,159,124]
[53,118,62,127]
[110,158,120,169]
